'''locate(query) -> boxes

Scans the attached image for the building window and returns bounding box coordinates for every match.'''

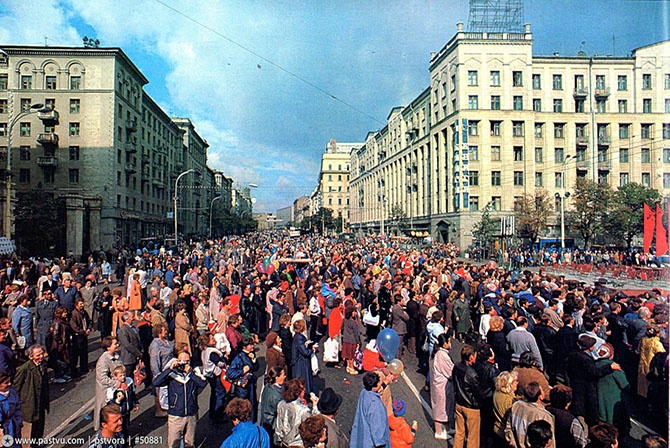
[491,171,501,186]
[532,74,541,90]
[490,71,500,86]
[469,171,479,186]
[534,123,543,138]
[598,171,609,185]
[70,76,81,90]
[328,175,332,181]
[620,148,629,163]
[328,198,332,205]
[618,100,627,113]
[641,173,650,187]
[641,148,651,163]
[552,74,562,90]
[490,121,501,136]
[0,75,7,90]
[664,123,670,139]
[491,146,501,161]
[19,122,30,137]
[19,146,30,161]
[533,99,541,111]
[575,99,585,113]
[555,147,565,163]
[554,123,564,138]
[69,122,80,136]
[664,173,670,189]
[513,171,524,186]
[491,95,500,110]
[0,123,5,137]
[574,74,585,89]
[535,147,543,163]
[513,71,523,87]
[619,124,629,139]
[642,74,652,90]
[618,75,627,91]
[553,99,563,113]
[20,99,31,112]
[512,121,524,137]
[468,95,478,110]
[20,76,32,90]
[665,74,670,89]
[470,196,479,211]
[643,99,652,113]
[595,75,606,90]
[45,76,57,90]
[596,98,607,113]
[19,169,30,183]
[466,146,477,161]
[513,96,523,110]
[555,172,563,188]
[666,99,670,113]
[535,172,543,187]
[663,148,670,163]
[513,146,523,161]
[468,70,478,86]
[619,173,629,187]
[491,196,501,211]
[0,100,6,114]
[451,74,457,91]
[70,99,80,114]
[44,171,54,184]
[641,124,652,139]
[69,168,79,183]
[69,146,80,160]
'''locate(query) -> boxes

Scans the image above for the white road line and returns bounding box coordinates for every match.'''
[400,371,434,421]
[44,395,95,445]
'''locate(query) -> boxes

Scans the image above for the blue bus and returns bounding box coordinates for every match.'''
[536,238,575,252]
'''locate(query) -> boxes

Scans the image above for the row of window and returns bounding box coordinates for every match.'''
[0,74,83,91]
[3,121,81,137]
[0,98,81,115]
[17,168,79,183]
[464,145,662,164]
[466,121,664,139]
[466,95,663,113]
[464,71,669,91]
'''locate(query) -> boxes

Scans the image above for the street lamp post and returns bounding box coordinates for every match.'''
[4,103,51,239]
[173,169,194,248]
[557,155,573,250]
[209,195,222,239]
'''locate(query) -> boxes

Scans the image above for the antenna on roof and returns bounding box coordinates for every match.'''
[83,36,100,48]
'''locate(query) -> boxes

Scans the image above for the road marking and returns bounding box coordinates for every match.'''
[400,371,434,421]
[44,396,95,444]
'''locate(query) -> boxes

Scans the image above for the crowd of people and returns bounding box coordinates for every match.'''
[0,232,667,448]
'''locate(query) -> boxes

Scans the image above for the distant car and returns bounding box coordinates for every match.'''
[338,232,355,242]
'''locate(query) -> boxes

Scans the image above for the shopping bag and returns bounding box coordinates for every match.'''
[311,353,320,375]
[323,337,339,363]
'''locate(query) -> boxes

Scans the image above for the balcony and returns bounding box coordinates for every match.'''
[37,132,59,146]
[598,160,611,170]
[576,160,590,170]
[141,168,150,181]
[152,178,165,188]
[576,135,589,145]
[594,87,610,98]
[38,109,59,124]
[125,163,137,173]
[36,156,58,168]
[125,118,138,133]
[573,87,588,98]
[598,135,611,145]
[125,137,138,153]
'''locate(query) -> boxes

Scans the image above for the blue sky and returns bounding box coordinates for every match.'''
[1,0,667,212]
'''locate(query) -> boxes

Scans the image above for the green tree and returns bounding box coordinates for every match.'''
[473,202,497,252]
[567,178,612,248]
[314,207,336,234]
[389,204,407,235]
[514,188,553,243]
[604,182,661,249]
[14,190,65,256]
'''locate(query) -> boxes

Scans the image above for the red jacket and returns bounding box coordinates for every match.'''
[389,414,414,448]
[362,348,386,371]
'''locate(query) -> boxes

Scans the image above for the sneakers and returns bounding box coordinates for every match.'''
[434,431,452,441]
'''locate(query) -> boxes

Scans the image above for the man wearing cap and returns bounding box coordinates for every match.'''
[317,388,348,448]
[566,334,622,425]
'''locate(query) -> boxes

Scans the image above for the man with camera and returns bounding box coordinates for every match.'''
[152,349,207,448]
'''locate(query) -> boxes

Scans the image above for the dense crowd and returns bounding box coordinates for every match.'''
[0,232,667,448]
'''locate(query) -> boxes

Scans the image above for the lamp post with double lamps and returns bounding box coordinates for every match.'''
[209,195,222,239]
[173,169,194,248]
[4,103,53,239]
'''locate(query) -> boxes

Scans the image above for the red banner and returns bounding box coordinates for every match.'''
[656,204,668,257]
[643,203,654,253]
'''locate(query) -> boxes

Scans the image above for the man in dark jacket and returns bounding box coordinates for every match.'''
[117,311,142,377]
[54,277,79,313]
[14,344,50,445]
[35,290,58,347]
[566,334,621,425]
[554,314,578,384]
[69,298,91,377]
[453,344,483,448]
[152,349,207,448]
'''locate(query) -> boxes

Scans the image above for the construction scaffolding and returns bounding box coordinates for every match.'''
[467,0,524,33]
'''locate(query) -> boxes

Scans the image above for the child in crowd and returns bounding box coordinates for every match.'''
[106,365,138,441]
[388,399,417,448]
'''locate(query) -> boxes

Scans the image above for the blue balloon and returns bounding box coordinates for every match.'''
[377,328,400,361]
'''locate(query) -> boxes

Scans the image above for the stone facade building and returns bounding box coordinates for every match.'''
[0,45,226,256]
[349,23,670,248]
[318,138,361,229]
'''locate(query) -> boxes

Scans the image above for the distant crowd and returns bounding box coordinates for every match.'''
[0,233,667,448]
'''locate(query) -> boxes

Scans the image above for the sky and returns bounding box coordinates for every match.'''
[0,0,668,213]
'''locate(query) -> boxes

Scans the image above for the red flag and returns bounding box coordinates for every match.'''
[643,203,654,253]
[655,204,668,257]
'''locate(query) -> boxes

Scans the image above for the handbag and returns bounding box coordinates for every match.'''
[16,335,26,350]
[362,307,380,326]
[133,360,147,386]
[220,368,233,392]
[311,352,320,375]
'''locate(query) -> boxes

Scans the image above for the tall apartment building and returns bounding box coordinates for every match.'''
[350,23,670,248]
[0,45,223,256]
[318,138,361,228]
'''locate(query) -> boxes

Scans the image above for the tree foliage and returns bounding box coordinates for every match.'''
[603,182,661,249]
[514,188,553,243]
[14,190,65,256]
[567,178,612,248]
[389,204,407,235]
[473,202,497,251]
